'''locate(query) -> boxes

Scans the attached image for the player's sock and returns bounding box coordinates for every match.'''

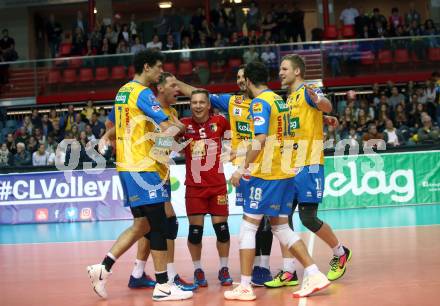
[167,263,177,280]
[283,258,295,273]
[220,257,229,269]
[132,259,146,278]
[260,255,270,269]
[193,260,202,270]
[155,270,169,285]
[102,252,116,272]
[240,275,252,287]
[253,256,261,267]
[304,264,319,277]
[333,243,345,257]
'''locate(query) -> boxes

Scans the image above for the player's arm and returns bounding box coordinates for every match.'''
[175,79,197,97]
[98,106,116,154]
[305,86,333,113]
[323,115,339,127]
[176,79,231,111]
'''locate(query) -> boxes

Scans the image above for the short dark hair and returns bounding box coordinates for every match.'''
[157,72,175,86]
[244,61,268,87]
[133,49,165,75]
[190,89,210,100]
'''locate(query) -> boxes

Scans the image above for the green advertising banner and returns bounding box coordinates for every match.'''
[322,150,440,209]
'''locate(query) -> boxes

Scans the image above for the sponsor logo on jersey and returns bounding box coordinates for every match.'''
[151,105,161,112]
[115,92,129,104]
[236,121,252,135]
[149,190,157,199]
[290,117,300,129]
[233,107,242,116]
[187,124,195,134]
[217,195,228,205]
[274,99,289,112]
[252,102,263,113]
[254,116,265,126]
[234,95,243,105]
[210,123,218,132]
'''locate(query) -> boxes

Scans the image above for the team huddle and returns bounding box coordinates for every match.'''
[86,49,352,301]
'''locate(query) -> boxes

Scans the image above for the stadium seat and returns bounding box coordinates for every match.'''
[360,51,375,65]
[394,49,409,64]
[62,69,76,83]
[177,62,193,77]
[111,66,126,80]
[128,65,135,78]
[79,68,93,82]
[341,25,355,38]
[59,43,72,57]
[47,70,61,85]
[210,63,225,75]
[68,57,83,68]
[428,48,440,61]
[164,62,178,75]
[193,60,209,69]
[228,58,242,70]
[324,25,338,40]
[95,67,109,81]
[378,50,392,64]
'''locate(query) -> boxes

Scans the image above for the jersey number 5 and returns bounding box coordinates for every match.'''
[199,128,207,139]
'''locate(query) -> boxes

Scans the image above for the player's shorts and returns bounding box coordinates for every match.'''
[185,184,229,216]
[243,176,295,216]
[292,165,324,203]
[235,175,251,207]
[119,171,171,209]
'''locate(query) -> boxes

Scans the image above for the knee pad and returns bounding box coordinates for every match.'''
[213,222,230,243]
[188,225,203,244]
[239,220,258,249]
[166,216,178,240]
[149,231,167,251]
[271,223,300,249]
[144,232,151,240]
[299,204,323,233]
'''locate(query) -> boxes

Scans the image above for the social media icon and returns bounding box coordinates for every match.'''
[35,208,48,222]
[65,207,78,220]
[80,208,92,220]
[54,209,60,219]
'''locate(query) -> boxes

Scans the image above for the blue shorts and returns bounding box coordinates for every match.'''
[243,176,295,216]
[119,171,171,207]
[235,177,250,207]
[292,165,324,203]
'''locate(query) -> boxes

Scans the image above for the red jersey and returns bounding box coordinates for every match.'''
[181,114,230,187]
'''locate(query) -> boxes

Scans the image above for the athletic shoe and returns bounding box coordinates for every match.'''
[218,267,233,286]
[251,266,272,286]
[152,282,193,301]
[264,270,298,288]
[224,284,256,301]
[128,272,156,288]
[292,272,330,298]
[327,246,352,281]
[87,264,111,299]
[194,268,208,287]
[173,274,198,291]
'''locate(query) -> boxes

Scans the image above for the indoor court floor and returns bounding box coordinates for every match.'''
[1,204,440,306]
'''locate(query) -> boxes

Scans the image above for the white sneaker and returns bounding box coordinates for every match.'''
[87,264,111,299]
[152,282,193,301]
[293,271,330,298]
[224,284,256,301]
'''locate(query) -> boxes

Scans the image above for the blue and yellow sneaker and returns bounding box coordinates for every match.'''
[218,267,233,286]
[194,268,208,287]
[128,272,156,288]
[173,274,198,291]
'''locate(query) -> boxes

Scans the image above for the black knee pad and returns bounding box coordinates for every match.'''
[144,203,168,251]
[166,216,178,240]
[299,203,323,233]
[150,231,167,250]
[188,225,203,244]
[213,222,230,243]
[144,232,151,240]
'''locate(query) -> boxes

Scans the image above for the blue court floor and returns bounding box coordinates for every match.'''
[1,204,439,245]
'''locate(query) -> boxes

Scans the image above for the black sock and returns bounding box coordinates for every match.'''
[155,271,168,284]
[260,230,273,256]
[102,256,115,272]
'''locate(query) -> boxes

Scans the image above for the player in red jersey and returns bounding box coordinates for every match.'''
[180,89,233,287]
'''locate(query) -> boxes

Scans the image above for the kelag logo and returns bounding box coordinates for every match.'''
[65,207,78,220]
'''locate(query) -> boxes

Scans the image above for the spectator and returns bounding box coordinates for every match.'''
[0,143,11,167]
[371,8,387,29]
[339,1,359,26]
[101,38,110,55]
[409,103,425,128]
[60,104,76,132]
[71,27,86,55]
[424,19,439,48]
[13,142,31,166]
[389,86,405,109]
[0,29,18,61]
[22,115,34,135]
[289,4,306,42]
[5,133,17,155]
[261,13,277,35]
[84,39,97,56]
[52,121,64,143]
[34,127,46,144]
[354,7,370,37]
[49,108,60,127]
[15,127,28,145]
[118,24,130,44]
[169,8,184,48]
[46,14,63,58]
[243,46,259,64]
[129,14,138,38]
[337,90,356,116]
[45,134,58,155]
[362,123,384,145]
[85,124,96,142]
[394,104,408,129]
[405,2,421,26]
[372,20,389,38]
[32,143,51,166]
[71,125,80,140]
[79,130,88,148]
[384,119,404,147]
[215,16,229,40]
[73,11,87,33]
[324,125,341,146]
[371,83,381,105]
[90,112,105,139]
[154,9,169,44]
[199,19,215,45]
[41,113,54,137]
[408,19,422,36]
[89,23,102,53]
[115,40,128,54]
[146,34,162,50]
[163,34,177,51]
[246,1,261,31]
[260,46,277,70]
[416,87,427,104]
[98,108,107,124]
[31,108,42,129]
[425,79,437,104]
[259,30,275,45]
[388,7,403,31]
[347,127,361,148]
[417,115,440,143]
[27,136,39,154]
[180,36,192,61]
[130,36,146,54]
[104,26,118,54]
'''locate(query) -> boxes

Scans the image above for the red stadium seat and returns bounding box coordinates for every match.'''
[210,63,225,75]
[378,50,392,64]
[128,65,135,78]
[68,57,83,68]
[341,25,355,38]
[59,43,72,57]
[177,62,193,77]
[360,51,375,65]
[79,68,93,82]
[63,69,77,83]
[164,62,177,75]
[394,49,409,64]
[111,66,126,80]
[193,60,209,69]
[428,48,440,61]
[324,25,338,40]
[95,67,109,81]
[47,70,61,85]
[228,58,242,70]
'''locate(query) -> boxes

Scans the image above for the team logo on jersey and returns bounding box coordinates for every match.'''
[233,107,242,116]
[151,105,161,112]
[290,117,300,129]
[250,201,259,209]
[149,190,157,199]
[236,121,251,135]
[187,124,195,134]
[217,195,228,205]
[210,123,218,132]
[274,99,289,112]
[252,102,263,113]
[254,116,265,126]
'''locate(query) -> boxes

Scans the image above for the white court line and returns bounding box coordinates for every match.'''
[298,233,315,306]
